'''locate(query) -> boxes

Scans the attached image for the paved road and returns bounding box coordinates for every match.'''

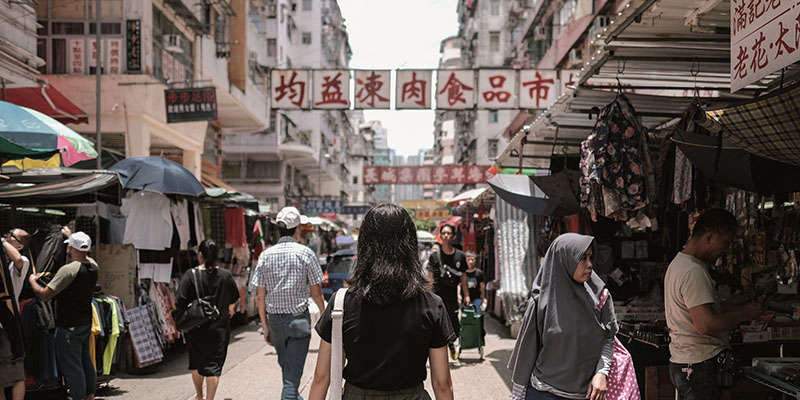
[93,311,516,400]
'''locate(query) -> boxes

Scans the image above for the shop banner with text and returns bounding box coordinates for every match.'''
[270,69,570,110]
[363,165,492,185]
[730,0,800,92]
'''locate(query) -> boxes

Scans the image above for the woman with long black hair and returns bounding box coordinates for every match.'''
[176,239,240,400]
[309,203,455,400]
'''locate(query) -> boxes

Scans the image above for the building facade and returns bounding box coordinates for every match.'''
[0,1,43,89]
[221,0,356,212]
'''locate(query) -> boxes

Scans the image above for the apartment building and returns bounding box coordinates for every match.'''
[433,35,461,200]
[0,1,42,89]
[221,0,355,211]
[34,0,270,180]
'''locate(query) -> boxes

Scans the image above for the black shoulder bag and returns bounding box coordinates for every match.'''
[173,268,220,332]
[433,250,463,287]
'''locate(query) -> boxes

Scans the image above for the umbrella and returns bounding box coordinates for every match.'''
[0,101,97,166]
[417,230,436,243]
[110,156,206,196]
[531,170,582,212]
[487,174,577,216]
[672,130,800,195]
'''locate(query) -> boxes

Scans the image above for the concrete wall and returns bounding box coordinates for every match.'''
[0,2,43,86]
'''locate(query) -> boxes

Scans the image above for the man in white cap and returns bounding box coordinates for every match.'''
[29,231,98,400]
[252,206,325,400]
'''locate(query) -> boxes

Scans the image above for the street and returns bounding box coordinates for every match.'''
[93,314,515,400]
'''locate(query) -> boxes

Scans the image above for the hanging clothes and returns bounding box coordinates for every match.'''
[89,301,103,372]
[126,305,164,367]
[170,199,192,251]
[122,191,173,250]
[98,298,120,375]
[20,299,58,382]
[139,263,172,283]
[224,208,246,248]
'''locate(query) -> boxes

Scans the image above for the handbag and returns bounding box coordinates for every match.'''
[173,268,220,332]
[599,289,640,400]
[329,287,348,400]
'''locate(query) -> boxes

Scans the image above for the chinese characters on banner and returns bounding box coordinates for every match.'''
[107,39,122,74]
[126,20,141,72]
[271,69,310,108]
[363,165,492,185]
[313,70,350,109]
[416,209,452,220]
[519,70,558,109]
[69,38,84,74]
[269,69,576,109]
[354,70,391,109]
[396,70,432,109]
[305,200,343,214]
[436,70,475,109]
[730,0,800,92]
[164,87,218,123]
[478,69,517,109]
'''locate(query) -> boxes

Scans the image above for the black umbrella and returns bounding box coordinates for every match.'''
[531,170,582,212]
[110,156,206,196]
[487,174,576,216]
[672,130,800,195]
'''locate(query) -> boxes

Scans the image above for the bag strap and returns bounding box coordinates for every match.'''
[329,287,348,400]
[191,268,204,300]
[598,288,608,311]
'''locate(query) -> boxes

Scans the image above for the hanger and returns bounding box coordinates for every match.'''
[615,58,625,97]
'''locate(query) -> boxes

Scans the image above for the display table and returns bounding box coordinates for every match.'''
[742,367,800,398]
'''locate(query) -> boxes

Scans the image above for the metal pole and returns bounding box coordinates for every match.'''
[95,0,102,169]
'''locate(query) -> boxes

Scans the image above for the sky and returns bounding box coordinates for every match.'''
[338,0,460,157]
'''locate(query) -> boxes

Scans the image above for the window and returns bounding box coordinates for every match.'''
[51,22,84,35]
[489,31,500,52]
[37,39,47,73]
[90,22,122,35]
[489,110,498,123]
[249,161,280,179]
[51,39,67,74]
[302,32,311,44]
[488,139,499,159]
[267,39,277,57]
[302,0,312,11]
[37,20,48,35]
[269,109,278,132]
[353,176,358,184]
[291,2,297,11]
[557,0,578,35]
[491,0,500,15]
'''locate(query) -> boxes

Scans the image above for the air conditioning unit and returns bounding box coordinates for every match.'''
[163,35,183,54]
[265,4,277,17]
[533,26,548,40]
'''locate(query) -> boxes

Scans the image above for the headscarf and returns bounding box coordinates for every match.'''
[508,233,616,399]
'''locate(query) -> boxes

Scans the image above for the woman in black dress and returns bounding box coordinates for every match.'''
[176,239,240,400]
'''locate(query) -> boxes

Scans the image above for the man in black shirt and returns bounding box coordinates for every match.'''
[427,223,469,360]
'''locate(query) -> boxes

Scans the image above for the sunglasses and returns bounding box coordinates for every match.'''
[7,231,19,242]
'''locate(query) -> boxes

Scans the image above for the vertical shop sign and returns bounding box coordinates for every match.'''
[162,50,174,82]
[69,38,84,74]
[107,38,122,74]
[730,0,800,92]
[478,69,516,109]
[396,70,432,109]
[519,70,557,109]
[313,70,350,109]
[271,69,310,109]
[126,20,141,72]
[436,69,475,109]
[354,70,391,109]
[89,39,97,68]
[164,87,218,123]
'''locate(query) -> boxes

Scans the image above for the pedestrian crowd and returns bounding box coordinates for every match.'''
[0,204,764,400]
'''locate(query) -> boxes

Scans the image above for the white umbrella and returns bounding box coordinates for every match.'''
[417,230,436,243]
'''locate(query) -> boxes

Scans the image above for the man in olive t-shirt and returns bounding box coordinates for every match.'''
[664,209,762,400]
[29,231,98,400]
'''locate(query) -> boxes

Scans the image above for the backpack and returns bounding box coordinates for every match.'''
[430,250,463,287]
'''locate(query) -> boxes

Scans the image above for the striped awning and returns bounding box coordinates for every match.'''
[0,171,118,199]
[494,195,539,325]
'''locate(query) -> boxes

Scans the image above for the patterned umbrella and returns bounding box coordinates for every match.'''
[0,101,97,166]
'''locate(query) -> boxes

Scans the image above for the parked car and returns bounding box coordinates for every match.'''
[321,249,356,301]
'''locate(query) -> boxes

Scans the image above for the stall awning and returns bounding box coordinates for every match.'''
[448,188,487,207]
[201,171,238,193]
[0,170,118,199]
[701,82,800,167]
[4,85,89,125]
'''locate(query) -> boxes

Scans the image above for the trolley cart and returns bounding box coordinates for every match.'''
[458,307,484,360]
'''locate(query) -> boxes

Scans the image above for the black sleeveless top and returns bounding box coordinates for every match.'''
[55,261,98,328]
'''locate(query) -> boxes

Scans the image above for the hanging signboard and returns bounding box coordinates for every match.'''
[272,69,310,109]
[478,69,517,109]
[126,19,141,72]
[436,70,475,109]
[519,69,558,109]
[396,70,432,109]
[354,70,391,109]
[730,0,800,92]
[342,205,371,215]
[164,87,218,123]
[305,199,343,214]
[363,165,492,185]
[107,38,122,74]
[313,70,350,109]
[415,209,452,220]
[69,38,84,75]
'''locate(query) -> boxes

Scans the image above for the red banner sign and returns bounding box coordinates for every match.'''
[363,165,492,185]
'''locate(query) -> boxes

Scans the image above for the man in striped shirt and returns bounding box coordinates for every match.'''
[252,206,325,400]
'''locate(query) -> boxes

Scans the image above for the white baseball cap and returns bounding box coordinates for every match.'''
[64,231,92,252]
[275,206,301,229]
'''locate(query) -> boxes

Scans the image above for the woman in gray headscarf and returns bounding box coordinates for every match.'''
[508,233,618,400]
